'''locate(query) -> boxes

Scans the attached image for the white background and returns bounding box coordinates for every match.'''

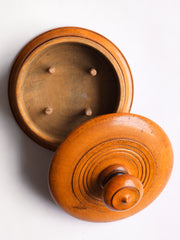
[0,0,180,239]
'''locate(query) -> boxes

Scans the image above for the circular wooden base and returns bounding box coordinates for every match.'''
[49,113,173,222]
[9,27,133,151]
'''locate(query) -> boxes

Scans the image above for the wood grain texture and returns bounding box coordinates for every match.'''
[49,113,173,222]
[8,27,133,151]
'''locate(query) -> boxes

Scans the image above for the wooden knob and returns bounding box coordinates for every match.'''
[49,113,173,222]
[101,172,143,211]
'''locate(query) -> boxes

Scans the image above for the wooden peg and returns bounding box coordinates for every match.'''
[89,68,97,76]
[85,107,92,116]
[44,107,53,115]
[48,67,55,74]
[102,173,143,211]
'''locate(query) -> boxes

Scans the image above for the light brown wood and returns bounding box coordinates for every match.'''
[8,27,134,151]
[49,113,173,222]
[8,26,173,223]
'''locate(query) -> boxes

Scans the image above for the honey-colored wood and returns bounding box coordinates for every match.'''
[49,113,173,222]
[99,166,143,211]
[102,174,143,211]
[8,27,133,151]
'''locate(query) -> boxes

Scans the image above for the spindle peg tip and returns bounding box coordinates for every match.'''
[48,67,55,74]
[85,107,92,116]
[89,68,97,76]
[44,107,53,115]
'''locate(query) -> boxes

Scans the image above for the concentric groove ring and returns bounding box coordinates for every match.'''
[111,187,141,210]
[72,138,155,209]
[49,113,173,222]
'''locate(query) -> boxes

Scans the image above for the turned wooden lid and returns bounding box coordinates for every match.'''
[8,27,133,151]
[49,113,173,222]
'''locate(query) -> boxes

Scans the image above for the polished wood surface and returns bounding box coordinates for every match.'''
[98,165,143,211]
[8,27,133,151]
[49,113,173,222]
[8,27,173,223]
[101,172,143,211]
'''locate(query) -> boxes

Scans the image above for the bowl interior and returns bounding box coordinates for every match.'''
[17,42,120,145]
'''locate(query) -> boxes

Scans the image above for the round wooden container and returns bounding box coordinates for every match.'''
[9,27,133,151]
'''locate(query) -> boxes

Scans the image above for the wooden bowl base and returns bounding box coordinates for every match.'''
[9,27,133,150]
[18,42,119,147]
